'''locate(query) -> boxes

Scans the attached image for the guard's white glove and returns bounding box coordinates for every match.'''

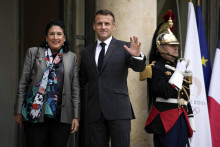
[168,59,189,90]
[176,59,188,74]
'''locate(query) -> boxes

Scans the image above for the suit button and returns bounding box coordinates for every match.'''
[62,104,65,107]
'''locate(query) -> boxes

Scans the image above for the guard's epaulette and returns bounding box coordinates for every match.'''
[139,61,156,81]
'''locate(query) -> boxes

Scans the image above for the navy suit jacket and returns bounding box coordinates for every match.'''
[79,37,146,122]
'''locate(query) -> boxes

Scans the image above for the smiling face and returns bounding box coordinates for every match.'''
[46,25,66,54]
[160,44,178,61]
[93,14,115,42]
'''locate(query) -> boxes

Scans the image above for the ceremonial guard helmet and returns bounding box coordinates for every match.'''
[156,10,179,56]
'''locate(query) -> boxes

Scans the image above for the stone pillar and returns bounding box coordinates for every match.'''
[96,0,156,146]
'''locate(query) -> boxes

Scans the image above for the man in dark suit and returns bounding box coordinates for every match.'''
[79,9,146,147]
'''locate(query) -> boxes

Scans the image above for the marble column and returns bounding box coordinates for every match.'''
[96,0,156,146]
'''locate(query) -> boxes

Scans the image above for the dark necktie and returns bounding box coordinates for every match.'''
[98,42,106,72]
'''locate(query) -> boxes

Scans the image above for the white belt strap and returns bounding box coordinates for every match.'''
[156,97,187,106]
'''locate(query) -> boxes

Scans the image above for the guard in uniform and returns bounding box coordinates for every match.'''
[140,10,195,147]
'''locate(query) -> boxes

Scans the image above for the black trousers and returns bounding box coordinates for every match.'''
[88,117,131,147]
[23,117,71,147]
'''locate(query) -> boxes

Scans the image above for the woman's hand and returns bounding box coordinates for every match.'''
[70,118,79,134]
[14,114,23,128]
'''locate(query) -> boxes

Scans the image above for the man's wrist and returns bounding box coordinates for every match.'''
[132,52,144,60]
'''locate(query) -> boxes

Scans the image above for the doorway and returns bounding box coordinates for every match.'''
[17,0,95,146]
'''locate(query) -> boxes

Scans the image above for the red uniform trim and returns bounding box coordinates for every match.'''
[145,106,159,127]
[160,108,181,134]
[182,107,193,137]
[145,106,193,137]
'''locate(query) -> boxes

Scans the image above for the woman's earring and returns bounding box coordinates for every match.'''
[45,41,48,48]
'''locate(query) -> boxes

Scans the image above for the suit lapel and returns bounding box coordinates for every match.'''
[91,42,99,74]
[92,41,99,73]
[36,47,46,70]
[62,52,67,78]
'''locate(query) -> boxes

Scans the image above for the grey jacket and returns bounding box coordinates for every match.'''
[14,47,80,124]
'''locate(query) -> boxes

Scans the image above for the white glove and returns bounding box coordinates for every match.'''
[168,59,188,90]
[176,59,188,74]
